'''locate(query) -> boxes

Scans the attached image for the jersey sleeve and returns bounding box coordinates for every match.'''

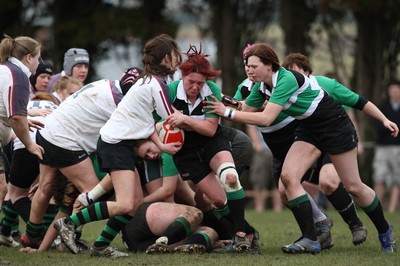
[316,76,360,108]
[7,74,30,118]
[162,152,179,176]
[204,81,222,119]
[245,83,266,109]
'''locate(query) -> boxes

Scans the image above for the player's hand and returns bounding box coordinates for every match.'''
[159,142,182,155]
[203,95,227,116]
[28,109,53,117]
[73,198,86,211]
[28,119,45,132]
[19,246,39,253]
[167,106,186,128]
[26,142,44,160]
[383,119,399,138]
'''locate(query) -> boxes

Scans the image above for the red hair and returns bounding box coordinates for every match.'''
[180,43,221,80]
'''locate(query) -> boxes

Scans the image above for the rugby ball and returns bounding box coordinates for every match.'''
[158,121,185,144]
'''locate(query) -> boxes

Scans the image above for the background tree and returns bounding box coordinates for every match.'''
[206,0,276,96]
[349,0,400,181]
[0,0,178,81]
[280,0,317,56]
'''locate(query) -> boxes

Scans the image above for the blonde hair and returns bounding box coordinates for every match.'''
[0,34,40,64]
[50,76,82,93]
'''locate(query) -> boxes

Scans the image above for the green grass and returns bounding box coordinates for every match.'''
[1,209,399,266]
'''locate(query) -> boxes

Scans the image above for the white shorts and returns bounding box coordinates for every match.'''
[372,145,400,186]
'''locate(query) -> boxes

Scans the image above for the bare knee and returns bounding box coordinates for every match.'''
[211,197,227,208]
[117,197,143,215]
[280,171,297,189]
[185,206,203,225]
[319,176,340,195]
[342,181,362,197]
[225,174,240,190]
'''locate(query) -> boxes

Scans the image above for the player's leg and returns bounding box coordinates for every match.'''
[211,150,249,251]
[330,148,396,252]
[23,164,58,247]
[280,140,321,254]
[174,226,218,253]
[90,170,143,253]
[147,202,202,245]
[319,162,367,245]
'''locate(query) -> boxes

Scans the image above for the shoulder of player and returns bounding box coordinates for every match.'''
[205,80,222,97]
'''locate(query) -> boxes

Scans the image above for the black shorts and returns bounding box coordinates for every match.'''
[262,120,300,162]
[304,153,332,185]
[36,131,89,168]
[295,93,358,154]
[173,128,232,184]
[9,149,39,189]
[97,137,137,172]
[120,202,157,252]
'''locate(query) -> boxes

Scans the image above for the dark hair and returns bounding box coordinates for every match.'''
[0,34,40,64]
[245,43,280,72]
[180,44,221,80]
[141,34,181,81]
[282,53,313,74]
[387,80,400,88]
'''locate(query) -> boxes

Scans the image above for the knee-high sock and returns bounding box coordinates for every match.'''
[362,194,389,234]
[0,200,19,236]
[184,232,212,251]
[67,201,110,227]
[13,197,31,222]
[226,188,246,233]
[160,217,192,245]
[93,214,133,247]
[326,182,363,228]
[203,209,234,239]
[288,194,317,240]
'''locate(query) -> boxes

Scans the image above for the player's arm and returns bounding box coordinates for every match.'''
[205,95,282,127]
[361,101,399,137]
[241,102,258,112]
[9,115,44,159]
[167,106,219,137]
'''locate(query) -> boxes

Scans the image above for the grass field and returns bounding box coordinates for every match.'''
[1,208,399,266]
